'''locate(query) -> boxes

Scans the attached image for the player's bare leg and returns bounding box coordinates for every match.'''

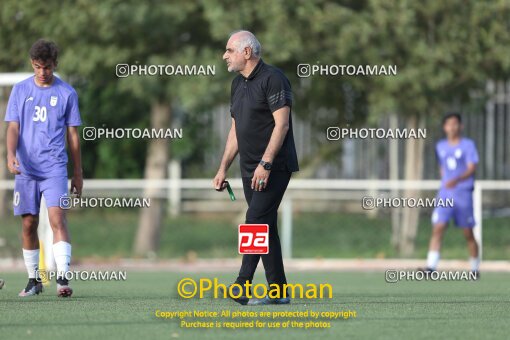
[48,207,70,243]
[462,228,478,259]
[429,223,447,252]
[48,207,73,297]
[19,214,43,297]
[22,214,39,249]
[462,228,480,277]
[423,223,447,271]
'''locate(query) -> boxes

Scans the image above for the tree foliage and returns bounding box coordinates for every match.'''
[1,0,509,178]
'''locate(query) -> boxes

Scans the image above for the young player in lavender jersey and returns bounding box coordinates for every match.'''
[4,40,83,297]
[423,113,480,276]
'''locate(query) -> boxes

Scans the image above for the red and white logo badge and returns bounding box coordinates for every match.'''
[238,224,269,254]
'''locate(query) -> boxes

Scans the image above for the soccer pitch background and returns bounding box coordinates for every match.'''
[1,271,510,339]
[2,1,510,339]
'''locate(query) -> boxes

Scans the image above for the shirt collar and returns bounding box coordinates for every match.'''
[243,58,264,80]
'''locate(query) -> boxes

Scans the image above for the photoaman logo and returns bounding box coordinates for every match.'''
[238,224,269,254]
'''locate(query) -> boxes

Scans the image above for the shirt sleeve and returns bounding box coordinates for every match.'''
[4,85,20,122]
[65,91,82,126]
[266,71,293,113]
[466,140,479,165]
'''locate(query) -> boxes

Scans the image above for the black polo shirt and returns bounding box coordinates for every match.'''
[230,59,299,177]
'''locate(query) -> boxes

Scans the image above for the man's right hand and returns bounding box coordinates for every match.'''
[7,154,21,175]
[213,170,227,191]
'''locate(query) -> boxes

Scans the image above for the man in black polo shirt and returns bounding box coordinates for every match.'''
[213,30,299,305]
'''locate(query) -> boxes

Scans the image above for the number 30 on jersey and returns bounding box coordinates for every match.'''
[33,105,47,122]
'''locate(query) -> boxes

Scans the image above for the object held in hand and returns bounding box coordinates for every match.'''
[216,180,236,201]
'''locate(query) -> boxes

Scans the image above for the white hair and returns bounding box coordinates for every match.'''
[229,30,262,57]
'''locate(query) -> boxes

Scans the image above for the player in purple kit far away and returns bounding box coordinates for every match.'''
[4,39,83,297]
[422,113,480,277]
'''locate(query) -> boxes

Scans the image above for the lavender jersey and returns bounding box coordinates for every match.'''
[4,76,81,179]
[436,138,478,191]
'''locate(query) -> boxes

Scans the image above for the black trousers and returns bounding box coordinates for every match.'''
[236,171,291,288]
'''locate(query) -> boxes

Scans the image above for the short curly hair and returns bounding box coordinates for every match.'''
[29,39,58,63]
[442,112,462,125]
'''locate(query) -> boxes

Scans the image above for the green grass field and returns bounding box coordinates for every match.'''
[1,271,509,339]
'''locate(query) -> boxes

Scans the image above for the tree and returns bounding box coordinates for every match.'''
[2,0,509,258]
[206,0,510,255]
[327,0,510,255]
[0,0,229,256]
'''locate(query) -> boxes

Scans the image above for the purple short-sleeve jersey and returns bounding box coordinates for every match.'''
[4,76,81,179]
[436,137,479,190]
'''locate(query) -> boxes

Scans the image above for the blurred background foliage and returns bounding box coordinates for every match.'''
[1,0,510,257]
[2,0,508,179]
